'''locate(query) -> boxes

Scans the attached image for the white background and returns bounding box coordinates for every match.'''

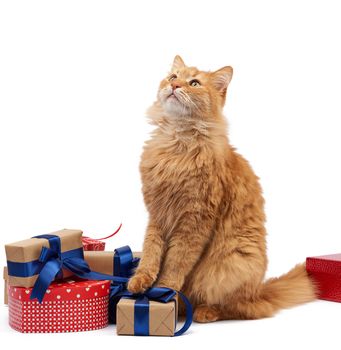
[1,0,341,349]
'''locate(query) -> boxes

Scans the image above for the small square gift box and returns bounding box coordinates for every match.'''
[5,229,83,289]
[8,278,110,333]
[82,223,122,251]
[114,287,193,337]
[306,253,341,302]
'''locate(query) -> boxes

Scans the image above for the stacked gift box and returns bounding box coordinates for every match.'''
[4,228,192,336]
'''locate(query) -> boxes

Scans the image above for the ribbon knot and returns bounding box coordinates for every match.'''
[39,246,60,263]
[30,235,89,302]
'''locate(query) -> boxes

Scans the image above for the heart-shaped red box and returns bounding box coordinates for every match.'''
[8,278,110,333]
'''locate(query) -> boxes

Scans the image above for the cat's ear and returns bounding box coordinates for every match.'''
[211,66,233,93]
[172,55,186,71]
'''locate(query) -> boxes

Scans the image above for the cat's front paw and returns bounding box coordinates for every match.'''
[127,272,154,293]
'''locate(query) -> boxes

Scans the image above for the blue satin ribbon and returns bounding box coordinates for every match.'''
[110,284,193,336]
[134,296,150,335]
[107,246,140,324]
[114,245,140,278]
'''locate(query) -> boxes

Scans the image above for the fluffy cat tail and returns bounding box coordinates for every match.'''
[234,263,318,319]
[260,263,317,310]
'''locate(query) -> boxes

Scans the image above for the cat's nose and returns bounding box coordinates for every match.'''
[171,82,181,90]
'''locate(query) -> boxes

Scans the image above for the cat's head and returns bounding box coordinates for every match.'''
[158,55,233,119]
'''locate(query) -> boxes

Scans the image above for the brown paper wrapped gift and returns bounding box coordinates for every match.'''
[84,250,141,276]
[116,295,178,336]
[5,229,83,288]
[3,267,8,305]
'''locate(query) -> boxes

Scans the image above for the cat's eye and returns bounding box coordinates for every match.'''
[168,74,177,81]
[190,79,201,87]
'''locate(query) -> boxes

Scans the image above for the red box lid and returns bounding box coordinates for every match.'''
[306,254,341,275]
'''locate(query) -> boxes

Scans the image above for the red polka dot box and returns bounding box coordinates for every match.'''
[8,278,111,333]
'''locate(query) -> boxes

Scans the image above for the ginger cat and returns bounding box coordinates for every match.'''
[127,55,317,322]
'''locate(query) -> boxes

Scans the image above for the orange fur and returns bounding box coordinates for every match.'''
[127,55,317,321]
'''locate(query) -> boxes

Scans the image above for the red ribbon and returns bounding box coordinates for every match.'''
[93,223,122,241]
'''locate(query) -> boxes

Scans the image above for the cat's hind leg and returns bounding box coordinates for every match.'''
[181,248,268,322]
[191,291,273,322]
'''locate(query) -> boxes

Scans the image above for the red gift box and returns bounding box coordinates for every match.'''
[306,253,341,302]
[8,278,110,333]
[82,224,122,251]
[82,237,106,251]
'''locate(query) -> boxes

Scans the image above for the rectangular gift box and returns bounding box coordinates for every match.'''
[5,229,83,288]
[306,253,341,302]
[84,250,141,276]
[8,278,110,333]
[82,237,106,251]
[116,295,178,336]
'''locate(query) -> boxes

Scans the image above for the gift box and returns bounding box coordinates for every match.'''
[114,287,192,337]
[8,278,110,333]
[4,267,8,305]
[306,253,341,302]
[84,249,141,277]
[5,229,83,288]
[117,296,176,336]
[82,237,106,251]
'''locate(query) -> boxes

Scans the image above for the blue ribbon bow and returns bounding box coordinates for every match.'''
[28,235,131,302]
[110,283,193,336]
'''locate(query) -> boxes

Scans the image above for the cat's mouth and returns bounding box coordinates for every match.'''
[167,92,179,101]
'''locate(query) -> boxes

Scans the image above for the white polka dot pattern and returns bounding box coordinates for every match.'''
[8,279,110,333]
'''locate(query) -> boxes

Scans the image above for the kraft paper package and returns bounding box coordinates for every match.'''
[84,250,142,276]
[116,295,178,336]
[5,229,83,288]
